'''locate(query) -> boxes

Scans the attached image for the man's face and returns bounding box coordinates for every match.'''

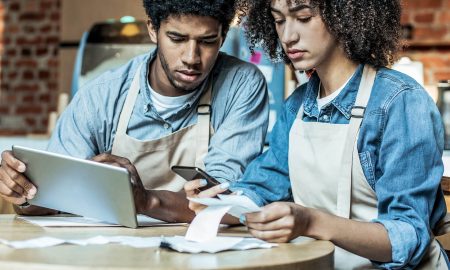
[148,15,223,94]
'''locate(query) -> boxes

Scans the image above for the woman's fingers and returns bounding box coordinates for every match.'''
[248,227,292,243]
[197,181,230,198]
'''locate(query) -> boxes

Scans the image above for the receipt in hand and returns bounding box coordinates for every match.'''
[187,194,261,218]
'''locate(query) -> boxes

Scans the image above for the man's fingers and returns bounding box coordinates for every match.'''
[2,165,36,198]
[1,151,26,173]
[92,154,140,183]
[0,181,26,205]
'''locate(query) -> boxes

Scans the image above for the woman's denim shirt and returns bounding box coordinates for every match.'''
[232,65,448,269]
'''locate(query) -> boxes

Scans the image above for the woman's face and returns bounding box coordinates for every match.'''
[270,0,337,71]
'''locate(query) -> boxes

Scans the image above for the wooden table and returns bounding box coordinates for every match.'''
[0,215,334,270]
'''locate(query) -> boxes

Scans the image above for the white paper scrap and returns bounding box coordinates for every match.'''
[185,205,231,242]
[0,237,66,249]
[162,236,276,254]
[17,215,185,227]
[0,236,162,249]
[0,235,275,253]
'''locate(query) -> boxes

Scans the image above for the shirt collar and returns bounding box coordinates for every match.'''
[302,64,364,120]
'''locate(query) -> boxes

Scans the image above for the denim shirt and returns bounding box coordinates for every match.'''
[232,65,448,269]
[47,50,269,183]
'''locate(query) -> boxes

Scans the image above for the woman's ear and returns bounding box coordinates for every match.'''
[146,19,157,43]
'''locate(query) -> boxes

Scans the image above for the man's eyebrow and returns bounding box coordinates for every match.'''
[200,34,219,39]
[166,31,187,38]
[166,31,219,39]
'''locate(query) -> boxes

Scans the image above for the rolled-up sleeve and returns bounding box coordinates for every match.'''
[371,87,445,268]
[205,65,269,183]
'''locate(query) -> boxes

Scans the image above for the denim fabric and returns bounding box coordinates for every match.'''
[47,50,269,183]
[232,65,448,269]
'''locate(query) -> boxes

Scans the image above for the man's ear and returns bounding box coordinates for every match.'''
[146,19,158,43]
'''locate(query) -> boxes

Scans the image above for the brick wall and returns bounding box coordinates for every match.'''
[401,0,450,85]
[0,0,60,135]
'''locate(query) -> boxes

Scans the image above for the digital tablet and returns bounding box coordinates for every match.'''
[12,145,138,228]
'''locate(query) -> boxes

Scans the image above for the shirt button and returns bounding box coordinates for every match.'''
[163,123,170,129]
[321,115,329,121]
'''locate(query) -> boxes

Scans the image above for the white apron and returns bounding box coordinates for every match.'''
[288,65,447,269]
[111,64,212,191]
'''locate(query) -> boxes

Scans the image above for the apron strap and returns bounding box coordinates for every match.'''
[114,64,143,139]
[195,77,213,169]
[337,65,377,218]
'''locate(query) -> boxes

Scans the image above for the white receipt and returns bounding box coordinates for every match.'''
[0,235,275,252]
[185,195,261,242]
[162,236,275,253]
[185,205,231,242]
[17,215,186,227]
[0,236,161,249]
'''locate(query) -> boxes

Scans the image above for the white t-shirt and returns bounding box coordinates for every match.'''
[316,75,353,111]
[148,82,196,119]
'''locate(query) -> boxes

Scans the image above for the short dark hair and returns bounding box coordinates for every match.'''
[243,0,402,67]
[142,0,246,37]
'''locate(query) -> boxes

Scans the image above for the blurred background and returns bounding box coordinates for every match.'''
[0,0,448,148]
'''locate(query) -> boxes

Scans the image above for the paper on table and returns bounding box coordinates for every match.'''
[0,235,162,249]
[162,236,276,253]
[17,214,186,227]
[185,205,231,242]
[188,194,261,218]
[0,235,275,252]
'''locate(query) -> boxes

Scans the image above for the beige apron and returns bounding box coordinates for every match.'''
[288,65,447,269]
[111,64,212,191]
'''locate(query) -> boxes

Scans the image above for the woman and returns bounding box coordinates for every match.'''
[185,0,449,268]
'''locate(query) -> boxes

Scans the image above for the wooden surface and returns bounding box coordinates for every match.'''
[0,215,334,270]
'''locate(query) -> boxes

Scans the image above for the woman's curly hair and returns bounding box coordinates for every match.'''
[142,0,248,38]
[244,0,402,67]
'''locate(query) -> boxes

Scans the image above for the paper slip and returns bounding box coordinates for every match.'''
[188,194,261,218]
[185,205,231,242]
[0,235,275,252]
[162,236,275,254]
[0,236,161,249]
[17,214,186,227]
[184,195,261,243]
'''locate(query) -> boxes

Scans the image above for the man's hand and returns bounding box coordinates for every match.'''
[91,153,148,213]
[244,202,312,243]
[0,151,37,205]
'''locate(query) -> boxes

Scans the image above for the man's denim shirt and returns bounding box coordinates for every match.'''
[47,50,269,183]
[232,65,448,269]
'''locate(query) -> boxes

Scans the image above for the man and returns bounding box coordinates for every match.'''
[0,0,268,222]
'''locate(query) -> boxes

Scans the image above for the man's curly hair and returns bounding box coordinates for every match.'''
[244,0,402,67]
[142,0,247,38]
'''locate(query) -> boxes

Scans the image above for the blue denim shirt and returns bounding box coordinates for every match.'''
[232,65,448,269]
[47,50,269,183]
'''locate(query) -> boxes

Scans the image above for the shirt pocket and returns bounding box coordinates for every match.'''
[358,151,376,190]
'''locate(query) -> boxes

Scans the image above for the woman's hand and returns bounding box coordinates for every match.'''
[243,202,312,243]
[183,179,230,214]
